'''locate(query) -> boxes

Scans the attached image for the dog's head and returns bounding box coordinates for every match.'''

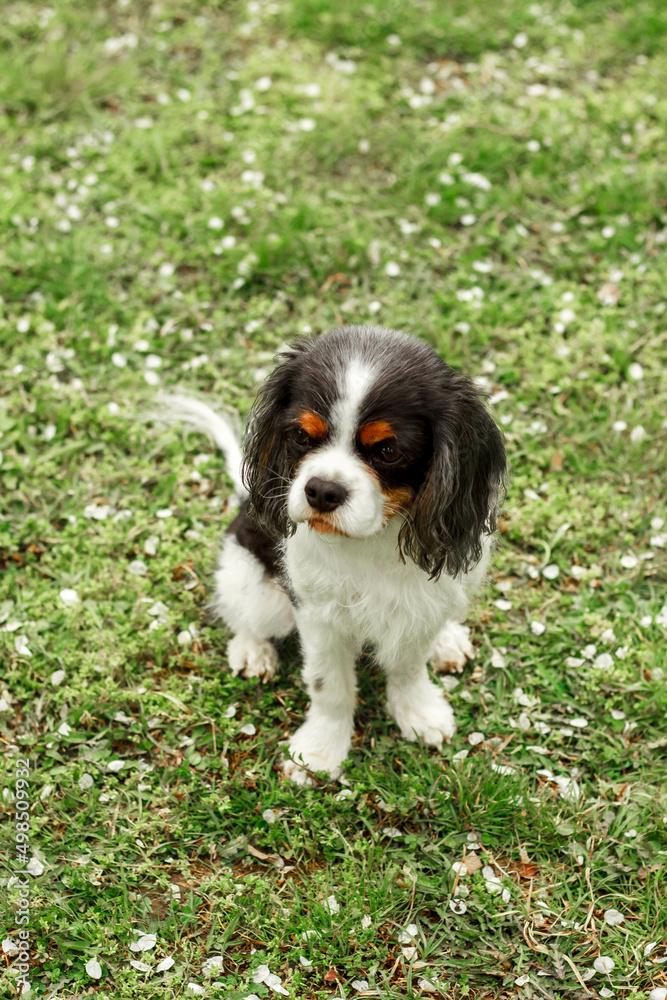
[243,325,506,578]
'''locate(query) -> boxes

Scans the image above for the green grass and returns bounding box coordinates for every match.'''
[1,0,666,997]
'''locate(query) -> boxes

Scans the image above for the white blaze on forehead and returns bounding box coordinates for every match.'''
[333,359,375,445]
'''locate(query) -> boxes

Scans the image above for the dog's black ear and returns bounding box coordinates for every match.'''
[242,343,307,538]
[399,379,507,579]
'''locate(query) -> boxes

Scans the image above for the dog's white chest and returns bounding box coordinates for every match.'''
[284,524,473,653]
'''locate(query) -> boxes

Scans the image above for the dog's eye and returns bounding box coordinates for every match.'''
[378,442,402,464]
[290,427,312,448]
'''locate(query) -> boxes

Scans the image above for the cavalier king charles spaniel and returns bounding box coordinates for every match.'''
[163,325,506,784]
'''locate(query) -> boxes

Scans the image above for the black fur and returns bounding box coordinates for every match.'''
[242,326,507,579]
[227,500,282,577]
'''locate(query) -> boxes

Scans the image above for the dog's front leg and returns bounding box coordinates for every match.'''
[381,640,456,748]
[283,610,358,785]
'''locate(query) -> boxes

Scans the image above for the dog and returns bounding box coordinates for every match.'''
[162,325,506,784]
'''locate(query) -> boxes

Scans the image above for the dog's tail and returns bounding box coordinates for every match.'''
[155,394,247,499]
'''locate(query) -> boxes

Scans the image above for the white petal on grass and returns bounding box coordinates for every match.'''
[325,894,340,913]
[604,908,624,926]
[155,508,172,518]
[530,621,546,635]
[130,959,152,971]
[620,554,638,569]
[460,214,476,226]
[569,718,588,728]
[630,425,646,443]
[60,587,79,608]
[240,723,256,736]
[27,856,45,875]
[144,371,160,386]
[79,773,94,790]
[351,981,369,992]
[186,986,204,996]
[449,898,467,914]
[593,956,615,974]
[107,760,125,772]
[147,601,169,617]
[86,957,102,979]
[202,955,224,975]
[50,669,66,685]
[208,216,224,230]
[491,762,516,775]
[57,722,72,737]
[2,938,20,956]
[156,956,175,973]
[649,990,667,1000]
[542,564,559,580]
[111,352,126,368]
[468,732,484,746]
[594,653,614,670]
[299,118,316,131]
[130,933,158,952]
[491,648,506,668]
[144,535,159,556]
[385,261,400,276]
[601,226,615,239]
[397,923,418,943]
[128,560,148,576]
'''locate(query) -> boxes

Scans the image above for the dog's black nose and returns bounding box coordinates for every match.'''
[304,477,348,513]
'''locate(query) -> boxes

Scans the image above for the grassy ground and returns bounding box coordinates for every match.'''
[1,0,667,997]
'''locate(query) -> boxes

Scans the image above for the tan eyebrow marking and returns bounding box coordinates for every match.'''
[359,420,395,446]
[296,410,328,439]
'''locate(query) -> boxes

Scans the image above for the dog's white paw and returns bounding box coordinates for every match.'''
[282,718,352,785]
[388,684,456,748]
[429,621,475,674]
[227,633,277,682]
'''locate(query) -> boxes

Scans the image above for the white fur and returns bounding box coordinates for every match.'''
[155,394,247,497]
[429,621,476,674]
[212,535,294,681]
[287,444,384,537]
[277,522,491,779]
